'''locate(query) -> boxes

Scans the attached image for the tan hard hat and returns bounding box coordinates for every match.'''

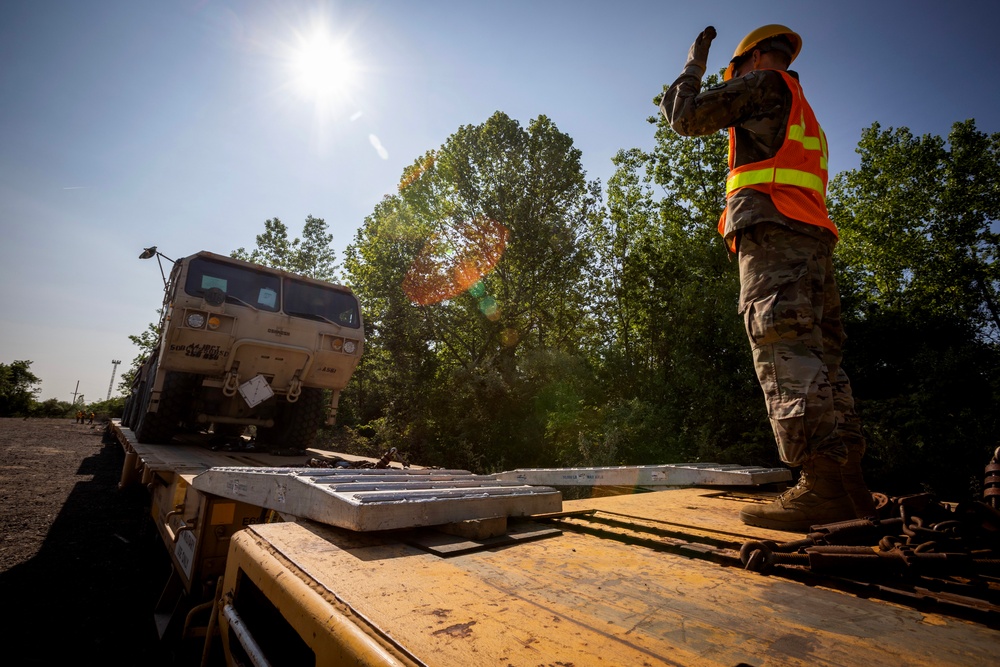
[724,24,802,81]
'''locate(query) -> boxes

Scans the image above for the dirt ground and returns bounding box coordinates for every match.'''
[0,417,172,665]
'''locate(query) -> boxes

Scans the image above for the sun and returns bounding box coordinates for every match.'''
[289,30,361,105]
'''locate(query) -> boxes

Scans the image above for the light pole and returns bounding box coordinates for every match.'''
[107,359,121,401]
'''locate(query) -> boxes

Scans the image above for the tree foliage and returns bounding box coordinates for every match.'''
[830,120,1000,333]
[232,215,339,281]
[829,120,1000,496]
[0,360,41,417]
[342,112,600,470]
[574,79,773,468]
[83,395,126,419]
[31,397,74,418]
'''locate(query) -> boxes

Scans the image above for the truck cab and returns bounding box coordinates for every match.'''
[122,251,364,450]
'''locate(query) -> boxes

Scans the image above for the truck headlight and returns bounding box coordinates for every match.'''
[343,340,357,354]
[186,312,206,328]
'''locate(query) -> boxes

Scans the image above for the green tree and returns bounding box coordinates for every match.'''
[576,81,771,468]
[0,360,42,417]
[341,194,443,462]
[343,112,600,470]
[646,95,770,466]
[232,215,339,281]
[31,397,74,418]
[828,120,1000,498]
[84,396,126,419]
[829,121,1000,327]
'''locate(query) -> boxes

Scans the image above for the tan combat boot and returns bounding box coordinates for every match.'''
[739,455,856,532]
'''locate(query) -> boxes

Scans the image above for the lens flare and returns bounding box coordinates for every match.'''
[479,295,499,320]
[403,217,508,306]
[501,328,519,347]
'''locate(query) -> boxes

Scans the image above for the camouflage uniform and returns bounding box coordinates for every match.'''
[660,68,863,468]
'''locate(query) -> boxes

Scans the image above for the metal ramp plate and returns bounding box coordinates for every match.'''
[494,463,792,487]
[192,467,562,532]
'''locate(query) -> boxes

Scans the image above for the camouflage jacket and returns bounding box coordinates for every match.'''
[660,68,832,246]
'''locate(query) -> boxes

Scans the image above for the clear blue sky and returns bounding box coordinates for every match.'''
[2,0,998,402]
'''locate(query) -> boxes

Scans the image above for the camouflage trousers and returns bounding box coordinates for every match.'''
[737,222,865,466]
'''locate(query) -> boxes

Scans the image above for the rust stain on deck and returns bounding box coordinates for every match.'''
[432,620,477,638]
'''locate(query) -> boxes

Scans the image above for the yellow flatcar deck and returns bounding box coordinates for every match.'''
[233,487,999,666]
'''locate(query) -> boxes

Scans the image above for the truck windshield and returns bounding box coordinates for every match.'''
[283,278,360,328]
[184,257,281,312]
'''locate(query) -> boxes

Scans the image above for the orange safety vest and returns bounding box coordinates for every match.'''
[718,70,837,251]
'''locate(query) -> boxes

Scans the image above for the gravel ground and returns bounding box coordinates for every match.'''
[0,417,173,665]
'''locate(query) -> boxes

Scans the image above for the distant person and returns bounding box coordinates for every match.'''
[89,412,95,424]
[660,25,876,531]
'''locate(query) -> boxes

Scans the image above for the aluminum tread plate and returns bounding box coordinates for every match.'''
[109,419,415,475]
[192,467,562,531]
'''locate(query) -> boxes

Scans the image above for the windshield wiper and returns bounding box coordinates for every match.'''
[225,294,259,312]
[286,310,337,325]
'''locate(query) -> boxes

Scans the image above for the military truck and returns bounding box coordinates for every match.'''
[121,249,363,450]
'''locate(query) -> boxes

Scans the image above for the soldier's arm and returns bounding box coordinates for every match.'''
[660,73,759,137]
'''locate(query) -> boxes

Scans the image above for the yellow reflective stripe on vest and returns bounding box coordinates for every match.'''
[789,124,821,151]
[726,168,775,193]
[775,168,823,192]
[726,167,824,195]
[819,128,829,170]
[786,113,827,170]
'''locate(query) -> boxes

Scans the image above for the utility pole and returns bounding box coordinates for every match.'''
[107,359,122,401]
[72,380,80,405]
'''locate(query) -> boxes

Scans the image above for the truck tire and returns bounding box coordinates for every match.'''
[256,388,325,452]
[121,377,143,428]
[134,370,192,444]
[120,392,135,428]
[121,363,151,429]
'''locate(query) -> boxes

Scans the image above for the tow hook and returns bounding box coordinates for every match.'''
[222,369,240,397]
[287,375,302,403]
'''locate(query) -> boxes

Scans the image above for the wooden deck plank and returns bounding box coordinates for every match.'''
[564,486,801,543]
